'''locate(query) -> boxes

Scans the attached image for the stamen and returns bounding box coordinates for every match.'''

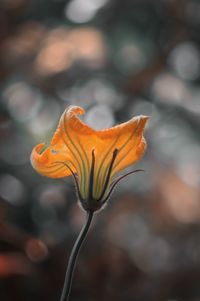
[89,149,95,199]
[97,148,118,201]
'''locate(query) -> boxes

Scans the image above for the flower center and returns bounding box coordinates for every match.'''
[89,148,119,202]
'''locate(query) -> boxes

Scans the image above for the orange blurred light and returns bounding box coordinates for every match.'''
[0,254,31,277]
[25,239,48,262]
[158,171,200,223]
[35,27,106,75]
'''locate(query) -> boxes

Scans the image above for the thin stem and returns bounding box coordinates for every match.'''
[60,210,94,301]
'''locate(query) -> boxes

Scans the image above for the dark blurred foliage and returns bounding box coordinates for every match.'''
[1,0,200,300]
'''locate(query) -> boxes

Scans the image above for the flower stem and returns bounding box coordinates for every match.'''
[60,210,94,301]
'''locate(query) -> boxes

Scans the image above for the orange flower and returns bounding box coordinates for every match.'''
[31,106,148,211]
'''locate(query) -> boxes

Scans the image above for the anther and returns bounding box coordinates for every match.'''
[88,149,95,199]
[98,148,119,201]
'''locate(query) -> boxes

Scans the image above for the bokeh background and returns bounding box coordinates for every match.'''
[1,0,200,300]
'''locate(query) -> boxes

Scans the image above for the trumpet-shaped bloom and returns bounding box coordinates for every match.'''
[31,106,148,211]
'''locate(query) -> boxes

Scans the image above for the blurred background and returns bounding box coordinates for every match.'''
[0,0,200,300]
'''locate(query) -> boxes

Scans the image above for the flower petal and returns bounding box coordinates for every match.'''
[59,106,99,198]
[30,119,77,178]
[86,115,148,198]
[96,115,149,176]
